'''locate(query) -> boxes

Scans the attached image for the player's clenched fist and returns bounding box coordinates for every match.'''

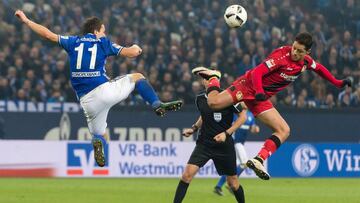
[213,132,226,143]
[131,44,142,56]
[15,10,29,24]
[182,128,194,137]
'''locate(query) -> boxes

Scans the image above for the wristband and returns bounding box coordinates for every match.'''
[191,124,199,131]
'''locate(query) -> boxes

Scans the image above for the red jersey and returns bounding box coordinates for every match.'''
[225,46,345,115]
[243,46,343,98]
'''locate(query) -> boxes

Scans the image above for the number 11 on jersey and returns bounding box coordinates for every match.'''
[74,43,97,70]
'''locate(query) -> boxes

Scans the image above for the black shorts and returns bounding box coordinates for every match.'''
[187,143,236,176]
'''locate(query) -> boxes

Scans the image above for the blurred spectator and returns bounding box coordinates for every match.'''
[322,93,336,109]
[338,86,353,107]
[48,90,64,103]
[191,81,202,96]
[16,89,28,101]
[350,85,360,106]
[0,76,11,99]
[160,90,173,103]
[278,85,296,107]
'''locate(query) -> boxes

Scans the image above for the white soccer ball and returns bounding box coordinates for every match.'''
[224,5,248,28]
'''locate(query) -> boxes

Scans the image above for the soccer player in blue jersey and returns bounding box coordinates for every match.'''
[15,10,183,167]
[214,110,260,196]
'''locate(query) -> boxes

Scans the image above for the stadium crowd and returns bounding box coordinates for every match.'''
[0,0,359,108]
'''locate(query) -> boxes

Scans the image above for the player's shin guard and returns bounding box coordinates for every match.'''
[173,180,189,203]
[135,79,161,108]
[233,185,245,203]
[257,135,282,161]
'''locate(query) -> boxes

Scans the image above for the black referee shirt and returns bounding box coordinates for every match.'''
[195,93,242,147]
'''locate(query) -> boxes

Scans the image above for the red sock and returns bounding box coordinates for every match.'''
[257,135,281,161]
[206,77,221,95]
[208,77,220,88]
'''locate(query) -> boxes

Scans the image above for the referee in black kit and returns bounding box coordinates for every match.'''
[173,79,247,203]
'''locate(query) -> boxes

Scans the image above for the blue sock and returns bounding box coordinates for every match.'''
[92,134,107,144]
[237,166,245,177]
[216,175,227,188]
[135,79,161,108]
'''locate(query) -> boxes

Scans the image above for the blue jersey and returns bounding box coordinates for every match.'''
[233,111,256,144]
[58,33,123,98]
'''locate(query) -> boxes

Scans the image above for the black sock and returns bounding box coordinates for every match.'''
[206,86,221,95]
[254,156,264,164]
[173,180,190,203]
[232,185,245,203]
[269,134,282,148]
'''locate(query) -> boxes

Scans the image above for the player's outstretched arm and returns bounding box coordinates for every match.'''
[311,62,352,88]
[15,10,58,43]
[120,44,142,58]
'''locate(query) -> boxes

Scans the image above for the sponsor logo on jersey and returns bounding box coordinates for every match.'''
[67,143,109,176]
[292,144,319,177]
[280,72,299,81]
[78,37,101,42]
[72,71,101,77]
[265,59,276,68]
[213,113,222,122]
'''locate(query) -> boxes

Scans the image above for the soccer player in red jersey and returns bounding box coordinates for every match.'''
[192,32,352,180]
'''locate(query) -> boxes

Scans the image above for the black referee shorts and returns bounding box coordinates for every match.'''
[187,143,237,176]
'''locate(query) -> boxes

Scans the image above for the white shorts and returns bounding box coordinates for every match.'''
[79,75,135,135]
[235,143,248,167]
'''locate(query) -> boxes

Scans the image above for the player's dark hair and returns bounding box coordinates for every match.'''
[295,32,313,50]
[82,17,103,35]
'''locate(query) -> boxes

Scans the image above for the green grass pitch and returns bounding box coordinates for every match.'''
[1,178,359,203]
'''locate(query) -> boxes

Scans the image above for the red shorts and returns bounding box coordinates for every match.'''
[243,99,273,117]
[226,76,273,116]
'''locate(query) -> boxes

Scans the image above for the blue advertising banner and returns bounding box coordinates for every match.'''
[268,143,360,177]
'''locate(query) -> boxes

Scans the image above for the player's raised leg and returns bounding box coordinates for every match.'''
[226,176,245,203]
[130,73,183,116]
[192,67,234,110]
[246,108,290,180]
[173,164,199,203]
